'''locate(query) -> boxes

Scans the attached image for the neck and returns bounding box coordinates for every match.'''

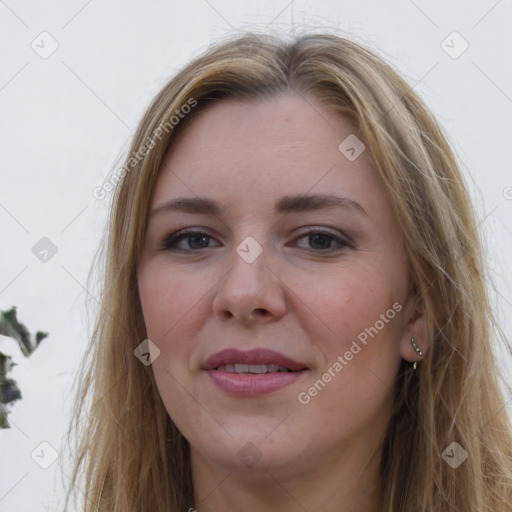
[190,436,384,512]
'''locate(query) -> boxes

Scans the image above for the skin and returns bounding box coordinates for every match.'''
[137,92,429,512]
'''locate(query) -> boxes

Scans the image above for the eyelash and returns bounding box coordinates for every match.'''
[159,228,351,254]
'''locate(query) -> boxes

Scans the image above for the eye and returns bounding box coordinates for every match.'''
[160,229,219,252]
[292,229,351,252]
[159,228,351,253]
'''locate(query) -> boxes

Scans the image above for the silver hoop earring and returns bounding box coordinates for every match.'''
[410,337,423,371]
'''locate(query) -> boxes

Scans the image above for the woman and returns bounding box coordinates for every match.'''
[63,32,512,511]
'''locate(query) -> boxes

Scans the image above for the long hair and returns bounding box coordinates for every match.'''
[62,31,512,511]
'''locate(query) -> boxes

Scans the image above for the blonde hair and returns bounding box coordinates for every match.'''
[63,32,512,511]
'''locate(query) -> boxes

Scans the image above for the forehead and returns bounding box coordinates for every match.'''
[152,93,387,216]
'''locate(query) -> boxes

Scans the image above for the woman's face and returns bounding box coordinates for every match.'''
[137,93,424,481]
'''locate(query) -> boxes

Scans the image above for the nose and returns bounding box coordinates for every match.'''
[211,242,287,325]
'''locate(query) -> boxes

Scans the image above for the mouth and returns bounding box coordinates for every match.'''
[202,348,309,396]
[202,348,307,372]
[214,363,294,373]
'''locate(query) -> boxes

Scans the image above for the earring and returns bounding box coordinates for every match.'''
[410,337,423,371]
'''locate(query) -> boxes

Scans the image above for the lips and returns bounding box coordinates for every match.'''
[216,363,291,373]
[202,348,309,396]
[202,348,307,372]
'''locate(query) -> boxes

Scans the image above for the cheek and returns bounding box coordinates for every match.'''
[138,262,205,343]
[297,272,402,433]
[300,263,400,344]
[137,262,214,400]
[302,263,403,398]
[138,263,206,432]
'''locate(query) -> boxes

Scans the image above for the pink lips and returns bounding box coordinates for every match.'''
[202,348,308,396]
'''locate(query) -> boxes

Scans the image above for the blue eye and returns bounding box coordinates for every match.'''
[295,230,349,252]
[160,228,350,253]
[160,229,217,252]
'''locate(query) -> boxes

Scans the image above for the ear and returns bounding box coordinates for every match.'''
[398,288,430,363]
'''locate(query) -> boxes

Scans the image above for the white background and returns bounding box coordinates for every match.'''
[0,1,511,511]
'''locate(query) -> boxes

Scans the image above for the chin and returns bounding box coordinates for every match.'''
[190,425,302,475]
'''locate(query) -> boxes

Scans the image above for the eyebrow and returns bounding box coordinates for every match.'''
[149,193,368,219]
